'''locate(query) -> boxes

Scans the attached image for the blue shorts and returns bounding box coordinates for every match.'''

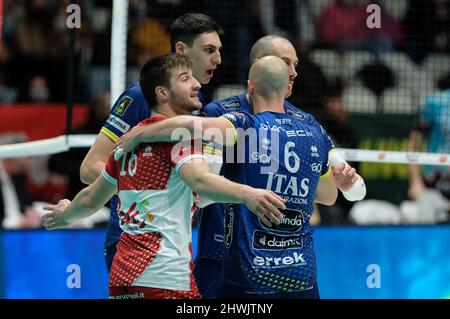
[194,258,223,299]
[104,243,118,273]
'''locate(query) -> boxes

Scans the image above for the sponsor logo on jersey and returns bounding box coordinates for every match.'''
[222,100,241,109]
[224,205,234,248]
[260,208,305,232]
[310,162,322,174]
[143,146,153,157]
[286,108,305,120]
[113,95,133,116]
[252,231,303,250]
[266,174,310,198]
[106,114,131,133]
[286,130,314,137]
[276,118,292,125]
[253,251,306,268]
[251,152,272,164]
[222,113,237,122]
[311,145,319,157]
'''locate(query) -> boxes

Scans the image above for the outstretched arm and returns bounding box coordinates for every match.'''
[80,133,115,184]
[42,175,116,229]
[179,158,285,227]
[114,116,235,153]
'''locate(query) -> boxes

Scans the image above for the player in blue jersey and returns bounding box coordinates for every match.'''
[114,56,362,298]
[194,35,301,298]
[116,35,365,298]
[74,13,224,272]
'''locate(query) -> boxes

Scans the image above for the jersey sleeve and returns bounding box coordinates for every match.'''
[202,101,226,117]
[101,85,150,142]
[165,140,206,174]
[101,154,118,186]
[319,124,334,179]
[219,112,253,146]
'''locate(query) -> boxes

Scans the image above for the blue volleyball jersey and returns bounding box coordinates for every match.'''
[101,82,151,143]
[218,110,333,292]
[197,94,315,261]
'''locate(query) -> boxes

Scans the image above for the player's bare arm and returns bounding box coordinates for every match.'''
[42,175,116,230]
[179,158,285,227]
[80,133,115,184]
[114,116,235,153]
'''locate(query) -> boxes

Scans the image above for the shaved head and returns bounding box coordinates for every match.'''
[249,35,298,85]
[249,56,290,100]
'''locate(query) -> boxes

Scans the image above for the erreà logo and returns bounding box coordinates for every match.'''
[253,251,306,267]
[114,95,133,116]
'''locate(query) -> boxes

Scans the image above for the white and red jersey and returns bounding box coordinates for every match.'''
[102,117,205,293]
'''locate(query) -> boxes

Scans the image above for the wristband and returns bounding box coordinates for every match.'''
[342,177,366,201]
[329,149,366,201]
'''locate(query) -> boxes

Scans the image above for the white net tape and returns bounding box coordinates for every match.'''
[0,135,449,166]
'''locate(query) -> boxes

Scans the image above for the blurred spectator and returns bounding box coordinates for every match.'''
[10,0,68,102]
[25,75,51,103]
[0,40,18,103]
[129,18,171,66]
[317,0,403,57]
[259,0,316,52]
[0,135,41,229]
[317,86,360,224]
[407,80,450,204]
[403,0,450,64]
[290,55,328,110]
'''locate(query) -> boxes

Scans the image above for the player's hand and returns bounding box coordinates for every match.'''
[114,126,143,157]
[243,189,286,227]
[331,163,360,192]
[42,199,72,230]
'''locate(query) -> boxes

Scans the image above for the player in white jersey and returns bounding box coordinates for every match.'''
[42,53,285,299]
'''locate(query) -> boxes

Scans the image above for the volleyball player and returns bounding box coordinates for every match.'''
[78,13,223,272]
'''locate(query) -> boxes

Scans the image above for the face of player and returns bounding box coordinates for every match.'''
[272,39,299,87]
[167,66,202,113]
[181,32,222,85]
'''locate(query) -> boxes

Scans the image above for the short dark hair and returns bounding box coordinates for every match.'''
[169,13,224,50]
[139,53,193,108]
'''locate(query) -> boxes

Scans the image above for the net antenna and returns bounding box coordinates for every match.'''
[110,0,129,107]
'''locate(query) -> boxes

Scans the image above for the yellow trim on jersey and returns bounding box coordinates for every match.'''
[219,117,238,145]
[329,148,336,154]
[100,127,120,143]
[320,166,332,179]
[202,145,223,156]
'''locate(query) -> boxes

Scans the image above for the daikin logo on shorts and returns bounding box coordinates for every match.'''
[253,231,303,250]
